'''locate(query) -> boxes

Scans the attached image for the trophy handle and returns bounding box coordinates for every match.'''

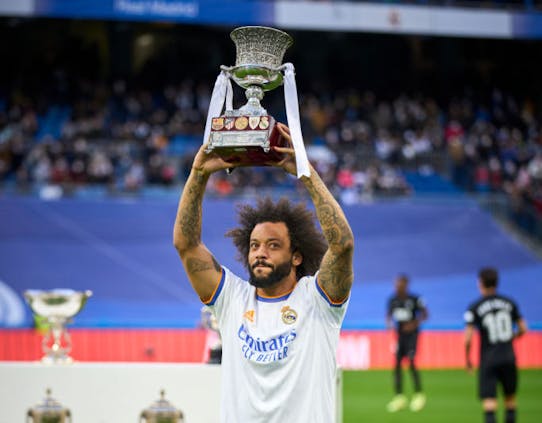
[220,65,233,74]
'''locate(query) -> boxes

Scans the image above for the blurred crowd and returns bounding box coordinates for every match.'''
[0,77,207,195]
[442,90,542,231]
[0,75,541,217]
[0,75,414,202]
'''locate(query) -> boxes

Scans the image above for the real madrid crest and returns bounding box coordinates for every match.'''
[259,116,270,129]
[281,306,298,325]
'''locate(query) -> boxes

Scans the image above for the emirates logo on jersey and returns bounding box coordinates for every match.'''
[281,306,298,325]
[237,323,296,363]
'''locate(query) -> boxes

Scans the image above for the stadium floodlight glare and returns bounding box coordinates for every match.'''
[24,289,92,363]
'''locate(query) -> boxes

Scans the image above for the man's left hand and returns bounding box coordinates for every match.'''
[267,123,298,176]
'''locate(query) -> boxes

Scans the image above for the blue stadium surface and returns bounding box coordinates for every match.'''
[1,194,541,329]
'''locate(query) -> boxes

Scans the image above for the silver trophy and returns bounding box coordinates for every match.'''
[207,26,294,165]
[27,388,72,423]
[140,389,184,423]
[24,289,92,363]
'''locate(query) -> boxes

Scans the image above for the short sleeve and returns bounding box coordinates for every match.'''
[310,274,349,329]
[464,309,475,324]
[202,269,225,307]
[207,266,249,327]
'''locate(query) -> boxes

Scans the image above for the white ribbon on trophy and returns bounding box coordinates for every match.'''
[282,63,311,178]
[203,71,233,148]
[202,66,311,179]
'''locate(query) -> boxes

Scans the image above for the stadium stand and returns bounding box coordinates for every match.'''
[0,11,540,367]
[1,74,541,238]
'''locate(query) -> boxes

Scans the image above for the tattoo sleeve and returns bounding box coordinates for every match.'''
[174,169,208,253]
[303,168,354,302]
[173,168,223,301]
[186,256,222,273]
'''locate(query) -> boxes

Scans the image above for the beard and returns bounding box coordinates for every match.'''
[248,259,293,289]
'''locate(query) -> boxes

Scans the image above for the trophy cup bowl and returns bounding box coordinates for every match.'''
[230,65,284,92]
[207,26,294,165]
[228,26,293,92]
[24,289,92,363]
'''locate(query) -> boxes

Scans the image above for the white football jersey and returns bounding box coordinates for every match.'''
[206,266,349,423]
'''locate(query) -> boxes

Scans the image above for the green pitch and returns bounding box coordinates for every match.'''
[343,369,542,423]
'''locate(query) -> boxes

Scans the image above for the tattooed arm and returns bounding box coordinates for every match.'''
[273,124,354,302]
[173,144,234,302]
[302,167,354,302]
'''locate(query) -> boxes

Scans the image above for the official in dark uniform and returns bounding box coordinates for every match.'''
[464,267,527,423]
[386,274,428,412]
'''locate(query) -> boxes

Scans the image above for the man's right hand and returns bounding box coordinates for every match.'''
[192,143,236,175]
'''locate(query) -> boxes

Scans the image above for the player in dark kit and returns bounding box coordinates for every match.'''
[464,267,527,423]
[386,274,428,412]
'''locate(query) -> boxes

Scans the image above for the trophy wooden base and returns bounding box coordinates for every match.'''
[207,115,289,166]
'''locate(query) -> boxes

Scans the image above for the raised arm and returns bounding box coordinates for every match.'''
[273,123,354,303]
[173,145,234,302]
[303,169,354,302]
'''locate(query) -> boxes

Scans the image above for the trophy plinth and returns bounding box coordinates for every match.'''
[24,289,92,363]
[208,114,288,165]
[207,26,294,165]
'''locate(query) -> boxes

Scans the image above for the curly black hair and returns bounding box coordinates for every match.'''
[226,197,327,280]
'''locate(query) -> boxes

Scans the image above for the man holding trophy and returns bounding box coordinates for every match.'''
[173,26,354,422]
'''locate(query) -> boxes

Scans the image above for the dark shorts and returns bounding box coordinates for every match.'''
[478,362,517,399]
[396,332,418,361]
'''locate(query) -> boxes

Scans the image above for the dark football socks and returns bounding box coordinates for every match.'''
[484,410,496,423]
[505,408,516,423]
